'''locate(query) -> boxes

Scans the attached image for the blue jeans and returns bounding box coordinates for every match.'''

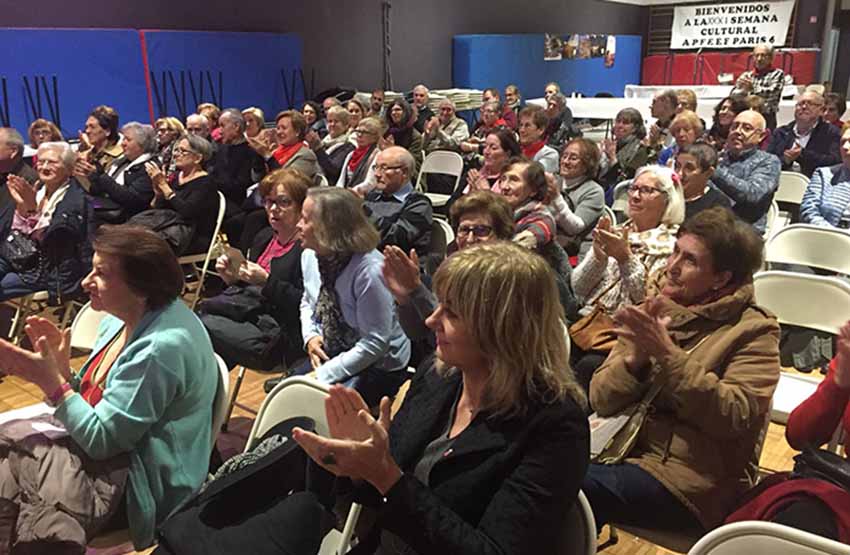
[582,462,704,533]
[291,360,408,407]
[0,257,42,301]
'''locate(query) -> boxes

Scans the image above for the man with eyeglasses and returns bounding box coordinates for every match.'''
[767,91,841,177]
[422,99,470,154]
[732,44,786,130]
[712,110,781,233]
[363,146,433,257]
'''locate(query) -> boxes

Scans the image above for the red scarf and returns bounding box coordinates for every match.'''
[348,144,371,172]
[522,139,546,160]
[273,142,304,166]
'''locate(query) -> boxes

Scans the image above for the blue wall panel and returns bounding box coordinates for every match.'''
[142,30,303,122]
[453,34,642,98]
[0,29,149,137]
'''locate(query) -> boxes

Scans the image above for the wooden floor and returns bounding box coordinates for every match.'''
[0,300,817,555]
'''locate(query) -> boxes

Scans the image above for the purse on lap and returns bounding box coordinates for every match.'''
[569,278,620,353]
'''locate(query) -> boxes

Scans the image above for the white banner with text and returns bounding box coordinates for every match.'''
[671,0,795,50]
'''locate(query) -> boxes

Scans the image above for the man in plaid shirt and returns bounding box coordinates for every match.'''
[732,44,786,130]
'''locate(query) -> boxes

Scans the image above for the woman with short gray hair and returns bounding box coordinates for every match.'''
[74,121,159,225]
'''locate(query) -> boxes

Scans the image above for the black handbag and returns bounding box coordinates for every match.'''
[1,229,40,273]
[793,447,850,492]
[199,285,268,323]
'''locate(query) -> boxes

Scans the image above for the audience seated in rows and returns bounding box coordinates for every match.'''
[75,121,157,226]
[291,187,411,405]
[213,109,264,210]
[364,146,433,256]
[712,110,781,233]
[584,206,779,535]
[306,105,355,185]
[544,81,561,101]
[139,134,218,255]
[369,88,386,118]
[504,83,522,121]
[570,165,684,391]
[201,169,309,371]
[549,137,605,259]
[598,108,650,195]
[287,241,588,554]
[421,98,470,154]
[0,128,37,210]
[767,90,842,177]
[0,141,92,302]
[675,142,733,220]
[463,100,507,160]
[481,87,517,129]
[0,225,218,551]
[800,125,850,228]
[517,106,559,172]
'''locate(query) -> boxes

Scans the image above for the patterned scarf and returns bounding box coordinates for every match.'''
[315,253,359,358]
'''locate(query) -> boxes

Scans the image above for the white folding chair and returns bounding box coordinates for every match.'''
[69,302,108,353]
[563,490,596,555]
[776,171,809,207]
[753,271,850,422]
[211,353,230,445]
[765,224,850,275]
[4,291,79,345]
[247,377,361,555]
[611,180,630,221]
[179,191,226,309]
[428,216,455,261]
[762,200,781,241]
[688,521,850,555]
[415,151,464,208]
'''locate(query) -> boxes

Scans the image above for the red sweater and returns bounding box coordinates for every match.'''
[786,360,850,454]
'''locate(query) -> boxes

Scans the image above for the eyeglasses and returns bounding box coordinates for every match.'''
[374,164,405,173]
[797,101,824,109]
[173,147,197,156]
[37,158,62,167]
[263,197,294,210]
[354,128,376,136]
[627,184,665,197]
[456,224,493,238]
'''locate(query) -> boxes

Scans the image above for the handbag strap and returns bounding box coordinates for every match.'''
[640,334,712,408]
[587,276,622,312]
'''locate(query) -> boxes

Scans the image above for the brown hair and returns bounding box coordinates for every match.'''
[89,105,120,143]
[197,103,221,126]
[258,168,311,208]
[92,225,184,310]
[518,105,549,130]
[27,118,63,145]
[506,158,547,202]
[677,206,763,286]
[449,191,516,239]
[563,138,600,178]
[275,110,308,139]
[307,188,380,254]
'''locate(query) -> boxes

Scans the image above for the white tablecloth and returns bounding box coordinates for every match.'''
[624,84,801,100]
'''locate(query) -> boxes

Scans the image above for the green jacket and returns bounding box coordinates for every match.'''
[55,299,218,548]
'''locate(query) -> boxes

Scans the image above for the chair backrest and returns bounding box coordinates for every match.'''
[775,171,809,206]
[245,376,332,452]
[69,302,108,352]
[183,191,227,309]
[601,205,616,227]
[562,490,596,555]
[688,521,850,555]
[753,271,850,335]
[762,200,779,240]
[429,217,455,259]
[611,180,630,217]
[765,224,850,275]
[210,353,230,445]
[415,151,464,194]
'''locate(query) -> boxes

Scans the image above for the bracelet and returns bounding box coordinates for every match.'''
[47,382,73,406]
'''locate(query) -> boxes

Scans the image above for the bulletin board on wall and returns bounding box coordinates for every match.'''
[0,28,303,138]
[452,34,643,98]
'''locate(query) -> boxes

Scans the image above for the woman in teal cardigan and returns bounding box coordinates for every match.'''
[0,225,218,550]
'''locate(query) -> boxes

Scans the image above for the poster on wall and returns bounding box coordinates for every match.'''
[544,34,616,66]
[670,0,795,50]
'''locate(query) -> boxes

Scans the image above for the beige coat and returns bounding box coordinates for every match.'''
[590,284,780,528]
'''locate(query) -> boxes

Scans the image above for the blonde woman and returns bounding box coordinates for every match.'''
[293,241,589,554]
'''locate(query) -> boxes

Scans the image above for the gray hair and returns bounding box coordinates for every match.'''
[413,84,429,96]
[183,134,213,163]
[0,128,24,156]
[326,105,351,126]
[307,187,380,254]
[121,122,157,153]
[38,141,77,171]
[438,98,456,111]
[549,93,567,109]
[628,165,686,226]
[186,113,210,131]
[219,108,246,132]
[755,43,775,56]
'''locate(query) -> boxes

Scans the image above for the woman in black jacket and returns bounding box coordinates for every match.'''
[143,134,218,255]
[75,121,157,226]
[200,168,309,370]
[294,241,590,555]
[306,105,355,185]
